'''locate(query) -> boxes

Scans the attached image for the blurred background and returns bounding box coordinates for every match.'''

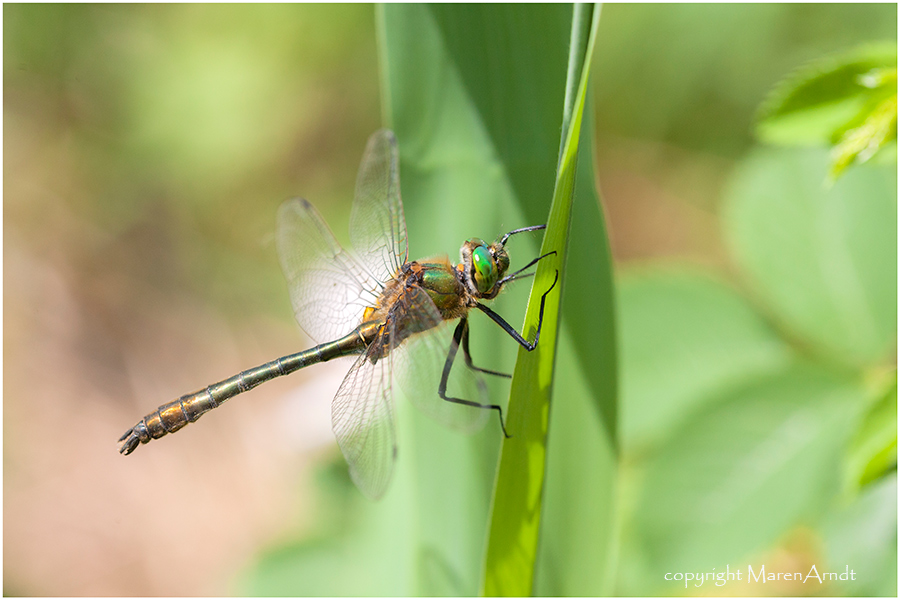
[4,4,895,596]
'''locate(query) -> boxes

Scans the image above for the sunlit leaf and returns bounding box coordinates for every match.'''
[844,372,898,492]
[755,42,896,146]
[830,93,898,179]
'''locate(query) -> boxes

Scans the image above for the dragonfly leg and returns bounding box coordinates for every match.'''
[498,250,557,286]
[499,224,547,247]
[461,318,511,379]
[476,268,559,351]
[438,318,511,438]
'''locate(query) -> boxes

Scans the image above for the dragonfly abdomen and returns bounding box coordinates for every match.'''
[118,325,372,455]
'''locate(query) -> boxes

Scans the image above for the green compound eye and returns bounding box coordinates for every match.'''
[472,244,497,294]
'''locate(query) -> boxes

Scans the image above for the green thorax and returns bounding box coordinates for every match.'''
[416,259,466,314]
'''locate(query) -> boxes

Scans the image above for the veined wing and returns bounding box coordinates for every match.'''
[332,284,489,499]
[331,329,396,500]
[349,130,408,285]
[277,198,382,345]
[391,286,490,433]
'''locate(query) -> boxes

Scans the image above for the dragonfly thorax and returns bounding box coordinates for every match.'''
[459,238,510,300]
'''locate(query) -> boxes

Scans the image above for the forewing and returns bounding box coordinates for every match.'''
[350,130,408,284]
[277,198,382,344]
[391,287,490,433]
[331,338,397,500]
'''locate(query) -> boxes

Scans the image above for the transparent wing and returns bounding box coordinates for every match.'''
[349,130,408,284]
[391,287,490,433]
[277,198,382,344]
[331,336,397,500]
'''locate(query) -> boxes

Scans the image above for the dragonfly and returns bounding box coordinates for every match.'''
[118,129,557,499]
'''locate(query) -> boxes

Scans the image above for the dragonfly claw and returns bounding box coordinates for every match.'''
[118,421,150,455]
[117,429,139,455]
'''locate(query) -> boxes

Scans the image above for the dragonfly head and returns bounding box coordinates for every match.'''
[460,238,510,299]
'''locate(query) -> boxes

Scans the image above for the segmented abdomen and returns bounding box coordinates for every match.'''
[117,388,220,454]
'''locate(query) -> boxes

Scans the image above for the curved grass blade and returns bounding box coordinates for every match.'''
[481,5,602,596]
[533,104,618,596]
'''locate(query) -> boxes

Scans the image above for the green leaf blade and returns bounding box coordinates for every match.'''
[481,5,604,596]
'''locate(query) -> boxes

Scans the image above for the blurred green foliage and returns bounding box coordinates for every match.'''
[755,43,897,179]
[723,147,896,366]
[593,4,896,159]
[616,54,896,600]
[618,266,794,452]
[844,375,897,491]
[5,3,379,320]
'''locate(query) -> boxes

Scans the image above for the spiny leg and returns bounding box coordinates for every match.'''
[499,224,547,247]
[461,318,511,379]
[438,318,510,438]
[498,251,556,286]
[476,268,559,351]
[501,273,534,284]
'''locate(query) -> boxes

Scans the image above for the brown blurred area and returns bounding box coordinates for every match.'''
[596,136,731,266]
[4,4,378,595]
